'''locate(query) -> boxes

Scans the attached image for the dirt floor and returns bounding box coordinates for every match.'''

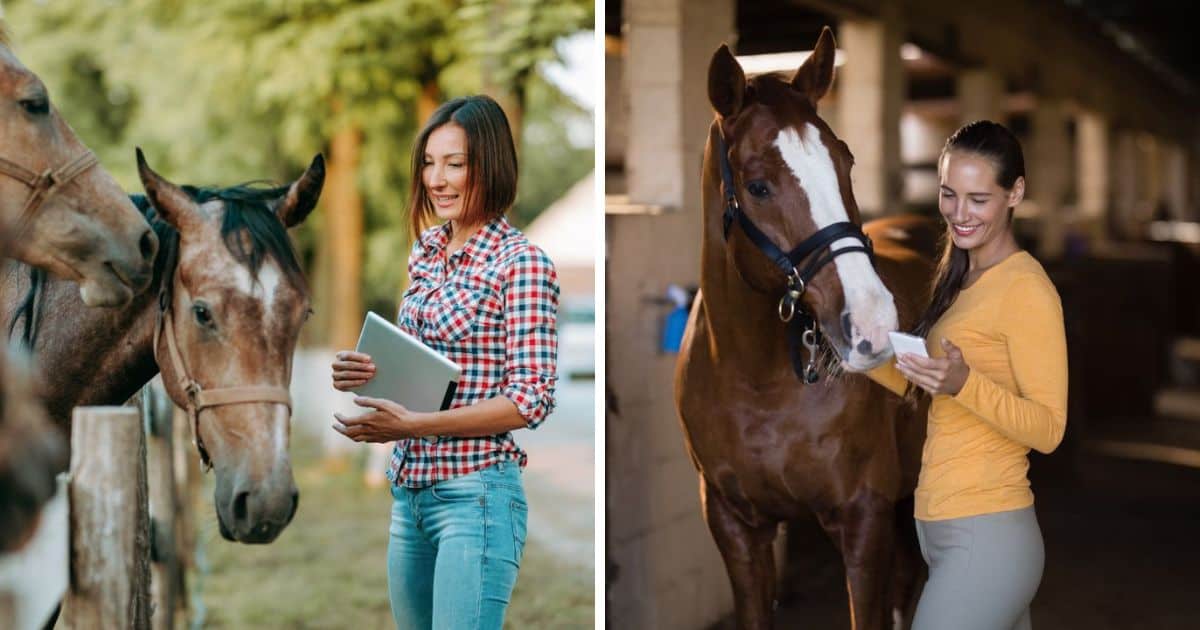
[722,442,1200,629]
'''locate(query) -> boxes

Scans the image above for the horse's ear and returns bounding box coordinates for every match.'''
[135,148,202,233]
[276,154,325,228]
[708,44,746,118]
[791,26,836,105]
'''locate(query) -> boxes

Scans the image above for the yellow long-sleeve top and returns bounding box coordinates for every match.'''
[868,251,1068,521]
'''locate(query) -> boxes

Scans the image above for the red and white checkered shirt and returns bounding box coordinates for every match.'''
[387,216,559,487]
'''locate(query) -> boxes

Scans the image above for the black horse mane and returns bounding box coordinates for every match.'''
[9,183,305,348]
[131,182,305,286]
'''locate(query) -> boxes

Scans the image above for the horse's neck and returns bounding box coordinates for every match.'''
[0,262,162,431]
[697,225,796,373]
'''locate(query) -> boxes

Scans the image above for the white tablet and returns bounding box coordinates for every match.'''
[888,331,930,358]
[352,311,462,413]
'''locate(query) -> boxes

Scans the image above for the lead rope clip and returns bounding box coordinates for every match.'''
[802,327,821,384]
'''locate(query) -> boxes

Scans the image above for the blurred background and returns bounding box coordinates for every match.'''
[606,0,1200,627]
[3,0,595,627]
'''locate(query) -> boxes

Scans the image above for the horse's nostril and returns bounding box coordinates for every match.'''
[138,229,157,262]
[841,312,854,342]
[233,491,249,524]
[288,491,299,522]
[857,339,873,355]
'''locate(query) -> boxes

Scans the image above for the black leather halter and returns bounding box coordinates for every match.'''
[714,127,875,383]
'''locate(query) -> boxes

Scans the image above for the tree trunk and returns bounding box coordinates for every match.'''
[325,121,365,351]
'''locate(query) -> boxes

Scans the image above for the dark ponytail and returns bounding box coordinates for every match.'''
[912,120,1025,340]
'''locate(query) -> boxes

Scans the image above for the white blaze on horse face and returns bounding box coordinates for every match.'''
[774,123,898,369]
[229,259,284,313]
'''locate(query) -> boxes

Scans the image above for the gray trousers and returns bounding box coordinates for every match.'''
[912,506,1044,630]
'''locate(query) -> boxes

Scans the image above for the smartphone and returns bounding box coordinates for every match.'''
[887,331,929,358]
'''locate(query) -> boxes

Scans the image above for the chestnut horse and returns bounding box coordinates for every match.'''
[0,151,324,544]
[675,28,939,629]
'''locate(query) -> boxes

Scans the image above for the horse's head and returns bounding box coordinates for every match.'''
[0,41,157,307]
[136,150,323,544]
[706,27,897,372]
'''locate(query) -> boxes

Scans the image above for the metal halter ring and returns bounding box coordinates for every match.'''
[778,295,795,322]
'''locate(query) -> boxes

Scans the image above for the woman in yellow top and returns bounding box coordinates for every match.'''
[867,120,1068,630]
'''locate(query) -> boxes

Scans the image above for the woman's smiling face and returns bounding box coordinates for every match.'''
[938,150,1023,251]
[423,122,470,223]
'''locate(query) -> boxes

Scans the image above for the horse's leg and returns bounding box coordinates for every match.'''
[820,489,895,630]
[701,474,778,629]
[889,496,923,629]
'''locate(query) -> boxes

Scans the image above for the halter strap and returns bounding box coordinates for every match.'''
[0,150,100,235]
[714,125,876,383]
[715,131,873,282]
[155,294,292,469]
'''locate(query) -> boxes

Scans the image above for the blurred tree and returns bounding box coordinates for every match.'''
[458,0,591,146]
[4,0,592,347]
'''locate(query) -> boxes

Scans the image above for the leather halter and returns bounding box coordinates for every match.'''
[0,150,99,236]
[714,126,875,383]
[154,270,292,469]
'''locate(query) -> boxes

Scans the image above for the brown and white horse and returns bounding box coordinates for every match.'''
[675,28,940,628]
[0,151,324,544]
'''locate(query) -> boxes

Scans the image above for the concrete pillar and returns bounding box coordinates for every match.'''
[1163,141,1188,221]
[1139,133,1162,219]
[607,0,735,628]
[1076,110,1109,244]
[1192,129,1200,220]
[1111,129,1140,240]
[957,68,1006,125]
[1030,99,1070,259]
[836,7,904,217]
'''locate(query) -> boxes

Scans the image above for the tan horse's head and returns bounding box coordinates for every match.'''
[706,27,897,371]
[137,151,323,544]
[0,39,157,306]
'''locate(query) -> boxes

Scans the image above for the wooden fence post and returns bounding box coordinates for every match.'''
[61,406,151,629]
[145,383,179,630]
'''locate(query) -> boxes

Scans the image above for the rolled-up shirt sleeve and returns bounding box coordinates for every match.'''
[501,246,559,429]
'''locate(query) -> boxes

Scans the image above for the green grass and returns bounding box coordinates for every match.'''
[187,439,592,629]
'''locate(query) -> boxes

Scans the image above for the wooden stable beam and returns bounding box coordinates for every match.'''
[61,406,151,629]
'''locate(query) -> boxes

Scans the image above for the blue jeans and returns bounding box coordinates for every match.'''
[387,461,528,630]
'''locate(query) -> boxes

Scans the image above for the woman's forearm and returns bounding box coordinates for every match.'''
[415,396,527,438]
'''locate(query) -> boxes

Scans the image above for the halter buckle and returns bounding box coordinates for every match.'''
[787,269,806,296]
[184,381,202,406]
[36,168,56,189]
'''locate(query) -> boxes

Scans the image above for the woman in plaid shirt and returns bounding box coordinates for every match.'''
[330,95,559,629]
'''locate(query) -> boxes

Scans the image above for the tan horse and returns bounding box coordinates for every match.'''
[1,32,157,306]
[0,151,324,544]
[0,28,154,554]
[675,28,940,629]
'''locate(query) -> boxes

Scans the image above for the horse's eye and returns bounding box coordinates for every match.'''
[192,302,215,328]
[18,98,49,116]
[746,180,770,199]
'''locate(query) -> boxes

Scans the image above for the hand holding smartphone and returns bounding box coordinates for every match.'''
[887,331,929,358]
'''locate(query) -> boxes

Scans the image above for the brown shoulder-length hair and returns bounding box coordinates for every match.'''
[407,95,518,238]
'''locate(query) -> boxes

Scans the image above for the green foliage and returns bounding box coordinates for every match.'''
[4,0,593,322]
